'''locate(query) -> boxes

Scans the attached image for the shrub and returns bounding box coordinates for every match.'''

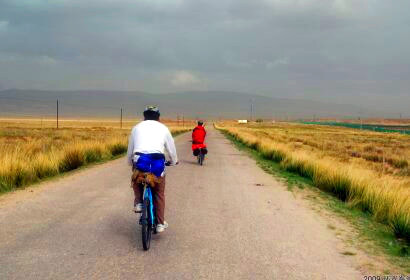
[0,176,12,193]
[390,212,410,242]
[363,153,382,162]
[84,147,103,163]
[59,148,85,172]
[10,164,35,188]
[33,155,58,179]
[108,143,127,156]
[392,159,408,169]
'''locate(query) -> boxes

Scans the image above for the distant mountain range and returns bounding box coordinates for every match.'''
[0,89,388,119]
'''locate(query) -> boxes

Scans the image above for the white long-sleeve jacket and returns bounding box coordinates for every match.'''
[127,120,178,165]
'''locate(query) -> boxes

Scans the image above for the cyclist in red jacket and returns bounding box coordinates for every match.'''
[192,120,207,156]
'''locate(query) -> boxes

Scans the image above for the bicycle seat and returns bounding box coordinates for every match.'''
[131,169,160,187]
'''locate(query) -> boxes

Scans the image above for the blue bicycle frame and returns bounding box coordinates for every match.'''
[143,185,155,226]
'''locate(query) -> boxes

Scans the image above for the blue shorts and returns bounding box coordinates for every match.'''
[133,153,165,177]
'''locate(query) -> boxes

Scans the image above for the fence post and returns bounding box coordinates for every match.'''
[56,99,59,129]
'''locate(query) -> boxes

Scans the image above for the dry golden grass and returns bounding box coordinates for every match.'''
[0,118,191,194]
[217,121,410,241]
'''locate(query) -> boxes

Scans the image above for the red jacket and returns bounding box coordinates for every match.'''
[192,125,206,150]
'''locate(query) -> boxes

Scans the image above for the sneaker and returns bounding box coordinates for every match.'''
[156,221,169,233]
[133,203,143,213]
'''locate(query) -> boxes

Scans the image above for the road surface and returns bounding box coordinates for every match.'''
[0,127,361,279]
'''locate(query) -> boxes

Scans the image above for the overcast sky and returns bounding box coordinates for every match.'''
[0,0,409,111]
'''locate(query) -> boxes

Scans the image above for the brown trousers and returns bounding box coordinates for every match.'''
[132,175,166,225]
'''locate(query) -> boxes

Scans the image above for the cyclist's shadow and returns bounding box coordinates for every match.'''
[179,159,200,165]
[107,212,146,251]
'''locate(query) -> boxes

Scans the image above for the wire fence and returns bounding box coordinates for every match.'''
[0,95,195,129]
[0,95,127,128]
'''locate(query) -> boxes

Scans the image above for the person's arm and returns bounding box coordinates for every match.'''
[192,127,198,143]
[126,129,135,166]
[164,129,178,164]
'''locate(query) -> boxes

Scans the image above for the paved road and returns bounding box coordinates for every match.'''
[0,127,361,279]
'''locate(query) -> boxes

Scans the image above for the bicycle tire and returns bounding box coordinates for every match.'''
[141,198,152,250]
[200,152,204,166]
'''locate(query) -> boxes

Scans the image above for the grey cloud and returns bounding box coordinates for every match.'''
[0,0,409,112]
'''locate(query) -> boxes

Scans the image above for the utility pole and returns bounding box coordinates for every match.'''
[182,115,185,127]
[56,99,59,129]
[250,99,254,121]
[120,107,123,129]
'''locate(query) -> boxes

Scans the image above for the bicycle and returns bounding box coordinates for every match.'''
[138,161,174,251]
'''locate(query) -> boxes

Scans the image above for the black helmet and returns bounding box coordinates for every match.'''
[197,120,204,126]
[143,105,160,120]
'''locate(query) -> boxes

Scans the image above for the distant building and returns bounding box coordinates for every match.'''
[238,120,248,124]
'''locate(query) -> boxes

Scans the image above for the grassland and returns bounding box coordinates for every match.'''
[216,122,410,242]
[0,118,192,194]
[302,121,410,135]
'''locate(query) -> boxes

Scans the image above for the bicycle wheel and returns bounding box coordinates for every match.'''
[200,152,204,166]
[141,198,152,250]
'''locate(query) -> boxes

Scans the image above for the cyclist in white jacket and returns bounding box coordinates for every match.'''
[127,106,178,233]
